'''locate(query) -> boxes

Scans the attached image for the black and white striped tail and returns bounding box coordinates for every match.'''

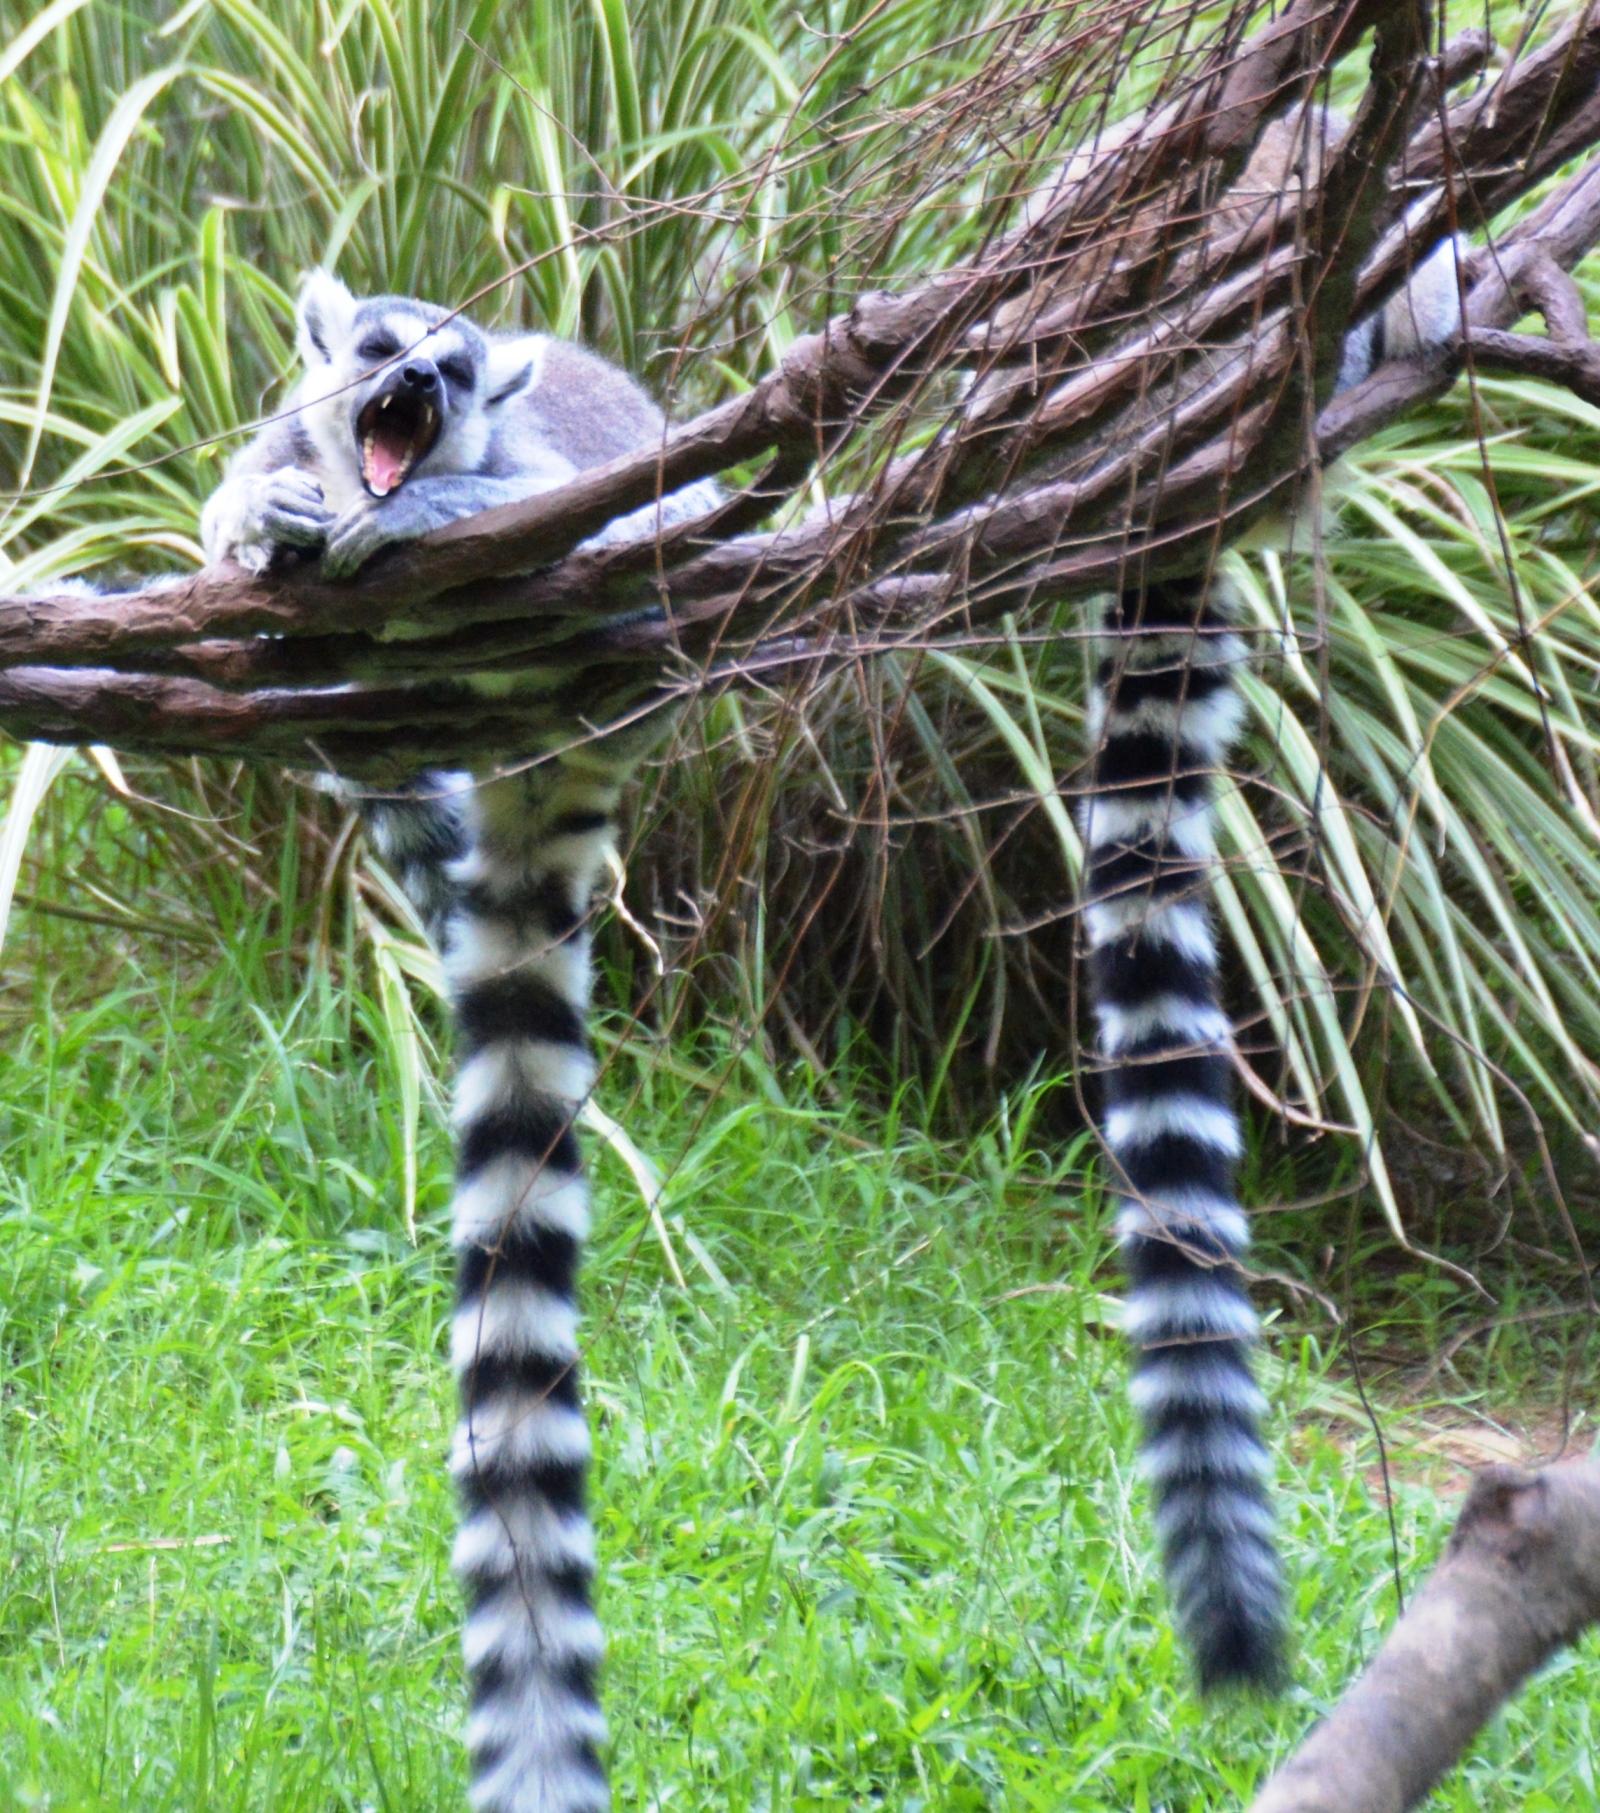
[436,759,628,1813]
[1083,575,1284,1690]
[361,771,472,943]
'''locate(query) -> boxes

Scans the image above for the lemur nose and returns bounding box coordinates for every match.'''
[402,362,439,392]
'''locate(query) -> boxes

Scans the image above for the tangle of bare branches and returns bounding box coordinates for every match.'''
[4,0,1600,778]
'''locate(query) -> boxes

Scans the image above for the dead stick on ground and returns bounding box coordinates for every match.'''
[1248,1457,1600,1813]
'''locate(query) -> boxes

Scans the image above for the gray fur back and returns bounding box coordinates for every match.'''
[527,340,667,471]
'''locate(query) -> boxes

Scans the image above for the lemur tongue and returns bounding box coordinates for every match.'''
[363,421,414,497]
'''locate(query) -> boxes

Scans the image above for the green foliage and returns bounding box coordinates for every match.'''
[0,763,1595,1808]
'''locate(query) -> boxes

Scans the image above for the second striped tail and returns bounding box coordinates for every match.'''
[1083,575,1285,1690]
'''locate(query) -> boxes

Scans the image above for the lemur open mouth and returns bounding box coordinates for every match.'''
[357,391,441,498]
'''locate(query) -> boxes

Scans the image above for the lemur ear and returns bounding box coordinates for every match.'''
[485,335,542,406]
[296,270,356,366]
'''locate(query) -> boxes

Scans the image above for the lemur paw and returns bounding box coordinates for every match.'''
[203,468,331,571]
[322,499,399,578]
[251,468,330,549]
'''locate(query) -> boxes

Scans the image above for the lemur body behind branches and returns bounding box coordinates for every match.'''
[205,272,715,1813]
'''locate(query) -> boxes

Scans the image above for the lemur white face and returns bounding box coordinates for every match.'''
[293,271,529,501]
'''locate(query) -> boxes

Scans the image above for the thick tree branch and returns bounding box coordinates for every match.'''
[1463,327,1600,399]
[1247,1458,1600,1813]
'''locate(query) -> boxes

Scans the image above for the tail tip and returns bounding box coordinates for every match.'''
[1190,1606,1288,1695]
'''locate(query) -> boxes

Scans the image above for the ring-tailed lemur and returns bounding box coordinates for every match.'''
[204,271,716,1813]
[1086,145,1467,1684]
[202,184,1467,1797]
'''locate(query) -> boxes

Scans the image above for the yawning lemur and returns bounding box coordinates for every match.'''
[202,271,696,576]
[205,271,716,1813]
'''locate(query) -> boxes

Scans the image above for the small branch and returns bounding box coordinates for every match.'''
[1248,1458,1600,1813]
[1503,248,1593,346]
[1460,327,1600,404]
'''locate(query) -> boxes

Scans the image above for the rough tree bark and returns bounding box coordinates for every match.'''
[1247,1457,1600,1813]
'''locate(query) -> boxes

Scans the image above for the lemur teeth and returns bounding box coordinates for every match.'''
[362,431,395,497]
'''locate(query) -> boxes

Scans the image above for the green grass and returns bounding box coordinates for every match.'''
[0,764,1596,1812]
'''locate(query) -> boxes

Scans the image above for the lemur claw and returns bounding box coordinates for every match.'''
[258,471,330,547]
